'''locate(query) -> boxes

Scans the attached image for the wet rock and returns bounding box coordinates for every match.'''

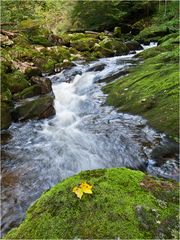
[13,85,42,100]
[87,63,106,72]
[1,171,19,187]
[12,96,55,121]
[25,66,42,79]
[99,38,129,55]
[1,102,12,130]
[151,142,179,167]
[2,70,29,94]
[30,76,52,94]
[93,43,114,57]
[125,41,143,51]
[1,132,12,145]
[97,70,129,83]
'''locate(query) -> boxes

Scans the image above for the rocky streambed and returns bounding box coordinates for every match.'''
[1,44,179,237]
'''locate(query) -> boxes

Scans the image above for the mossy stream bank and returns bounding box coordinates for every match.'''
[4,168,179,239]
[103,33,179,142]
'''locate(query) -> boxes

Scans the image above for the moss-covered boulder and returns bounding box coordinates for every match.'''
[24,66,42,79]
[2,70,30,94]
[134,25,177,44]
[93,43,114,58]
[30,76,52,94]
[13,85,42,100]
[70,37,98,51]
[12,96,55,121]
[125,40,143,51]
[1,102,12,130]
[99,38,129,55]
[4,168,178,239]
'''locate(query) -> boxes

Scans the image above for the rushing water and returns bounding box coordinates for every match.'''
[1,43,179,236]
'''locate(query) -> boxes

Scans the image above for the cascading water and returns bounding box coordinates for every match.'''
[1,43,179,236]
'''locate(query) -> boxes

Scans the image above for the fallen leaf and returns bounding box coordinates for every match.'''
[72,186,83,199]
[80,182,93,194]
[72,182,93,199]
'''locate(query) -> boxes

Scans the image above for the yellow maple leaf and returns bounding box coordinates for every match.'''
[80,182,93,194]
[72,186,84,199]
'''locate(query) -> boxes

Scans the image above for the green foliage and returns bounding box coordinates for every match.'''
[70,0,157,31]
[4,168,179,239]
[2,70,29,94]
[0,0,45,25]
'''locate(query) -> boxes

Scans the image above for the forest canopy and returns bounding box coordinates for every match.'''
[1,0,168,33]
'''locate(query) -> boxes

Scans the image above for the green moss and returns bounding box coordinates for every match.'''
[68,33,86,41]
[41,46,71,62]
[103,37,179,140]
[29,35,50,46]
[12,95,55,121]
[2,70,29,94]
[70,37,98,51]
[1,83,12,102]
[13,85,41,100]
[133,1,178,44]
[8,45,41,62]
[99,38,129,55]
[41,58,57,73]
[4,168,179,239]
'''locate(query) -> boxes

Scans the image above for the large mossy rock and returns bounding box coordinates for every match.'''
[13,85,42,100]
[125,41,143,51]
[12,96,55,121]
[30,76,52,94]
[70,37,98,51]
[134,25,177,44]
[4,168,179,239]
[99,38,129,55]
[1,102,12,130]
[2,70,30,94]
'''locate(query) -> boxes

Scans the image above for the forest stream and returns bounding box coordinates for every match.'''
[1,43,179,236]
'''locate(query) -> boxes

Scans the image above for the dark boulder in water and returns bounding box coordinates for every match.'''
[12,96,55,121]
